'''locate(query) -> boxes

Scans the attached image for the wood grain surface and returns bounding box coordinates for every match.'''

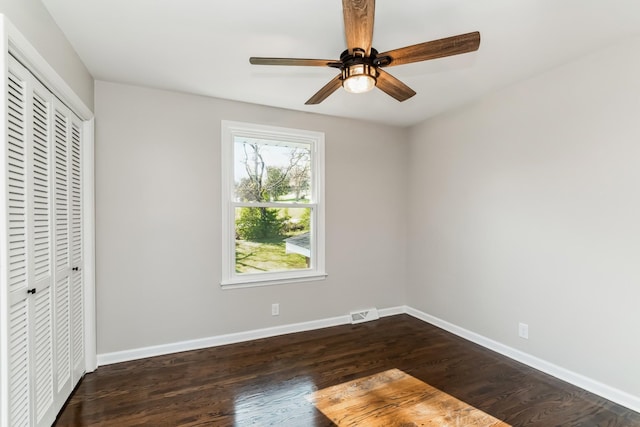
[342,0,375,55]
[54,315,640,426]
[310,368,510,426]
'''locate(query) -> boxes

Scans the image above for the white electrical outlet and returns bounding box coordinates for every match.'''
[271,303,280,316]
[518,322,529,339]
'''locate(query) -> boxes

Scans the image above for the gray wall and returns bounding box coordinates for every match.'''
[0,0,94,110]
[407,36,640,397]
[94,80,408,354]
[14,0,637,400]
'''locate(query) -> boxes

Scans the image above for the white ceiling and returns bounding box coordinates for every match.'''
[42,0,640,127]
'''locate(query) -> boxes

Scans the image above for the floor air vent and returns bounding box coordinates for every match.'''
[350,308,380,324]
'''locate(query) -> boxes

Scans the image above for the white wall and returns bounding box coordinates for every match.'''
[94,80,407,354]
[0,0,93,109]
[407,36,640,398]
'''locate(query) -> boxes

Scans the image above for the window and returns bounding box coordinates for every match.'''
[221,121,326,288]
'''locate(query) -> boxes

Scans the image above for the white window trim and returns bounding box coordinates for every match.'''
[221,120,326,288]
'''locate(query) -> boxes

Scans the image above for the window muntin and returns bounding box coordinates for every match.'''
[221,121,325,287]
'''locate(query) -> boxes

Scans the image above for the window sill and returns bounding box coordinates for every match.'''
[221,272,328,290]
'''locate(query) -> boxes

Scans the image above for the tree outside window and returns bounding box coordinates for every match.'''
[221,121,325,287]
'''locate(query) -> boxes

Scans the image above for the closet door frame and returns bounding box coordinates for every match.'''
[0,15,96,426]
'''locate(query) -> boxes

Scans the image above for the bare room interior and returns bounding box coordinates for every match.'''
[1,0,639,426]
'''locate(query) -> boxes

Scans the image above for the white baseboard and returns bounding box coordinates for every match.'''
[97,304,639,414]
[403,305,640,414]
[97,305,405,366]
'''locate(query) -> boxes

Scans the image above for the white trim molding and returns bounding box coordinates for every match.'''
[220,120,326,289]
[403,306,640,414]
[97,306,405,366]
[96,304,639,414]
[3,16,92,121]
[82,118,97,372]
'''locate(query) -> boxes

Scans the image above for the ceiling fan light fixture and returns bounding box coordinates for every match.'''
[342,63,376,94]
[249,0,481,105]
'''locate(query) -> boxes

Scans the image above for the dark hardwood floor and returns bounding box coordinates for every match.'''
[55,315,640,426]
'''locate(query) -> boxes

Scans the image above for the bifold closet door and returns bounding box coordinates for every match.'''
[52,94,85,400]
[68,99,84,386]
[4,56,84,427]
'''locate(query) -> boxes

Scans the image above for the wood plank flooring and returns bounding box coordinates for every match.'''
[309,368,510,426]
[55,315,640,426]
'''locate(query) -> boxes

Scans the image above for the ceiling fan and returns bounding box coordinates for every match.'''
[249,0,480,105]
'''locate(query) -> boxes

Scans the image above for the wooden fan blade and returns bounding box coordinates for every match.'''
[250,57,341,67]
[376,69,416,102]
[342,0,375,56]
[306,74,343,105]
[377,31,480,67]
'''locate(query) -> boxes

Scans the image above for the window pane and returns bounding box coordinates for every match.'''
[233,137,311,203]
[235,207,312,274]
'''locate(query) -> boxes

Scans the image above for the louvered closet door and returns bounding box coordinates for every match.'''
[6,57,32,427]
[52,98,84,402]
[52,102,71,403]
[28,72,57,427]
[4,56,84,427]
[69,117,84,383]
[6,56,58,427]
